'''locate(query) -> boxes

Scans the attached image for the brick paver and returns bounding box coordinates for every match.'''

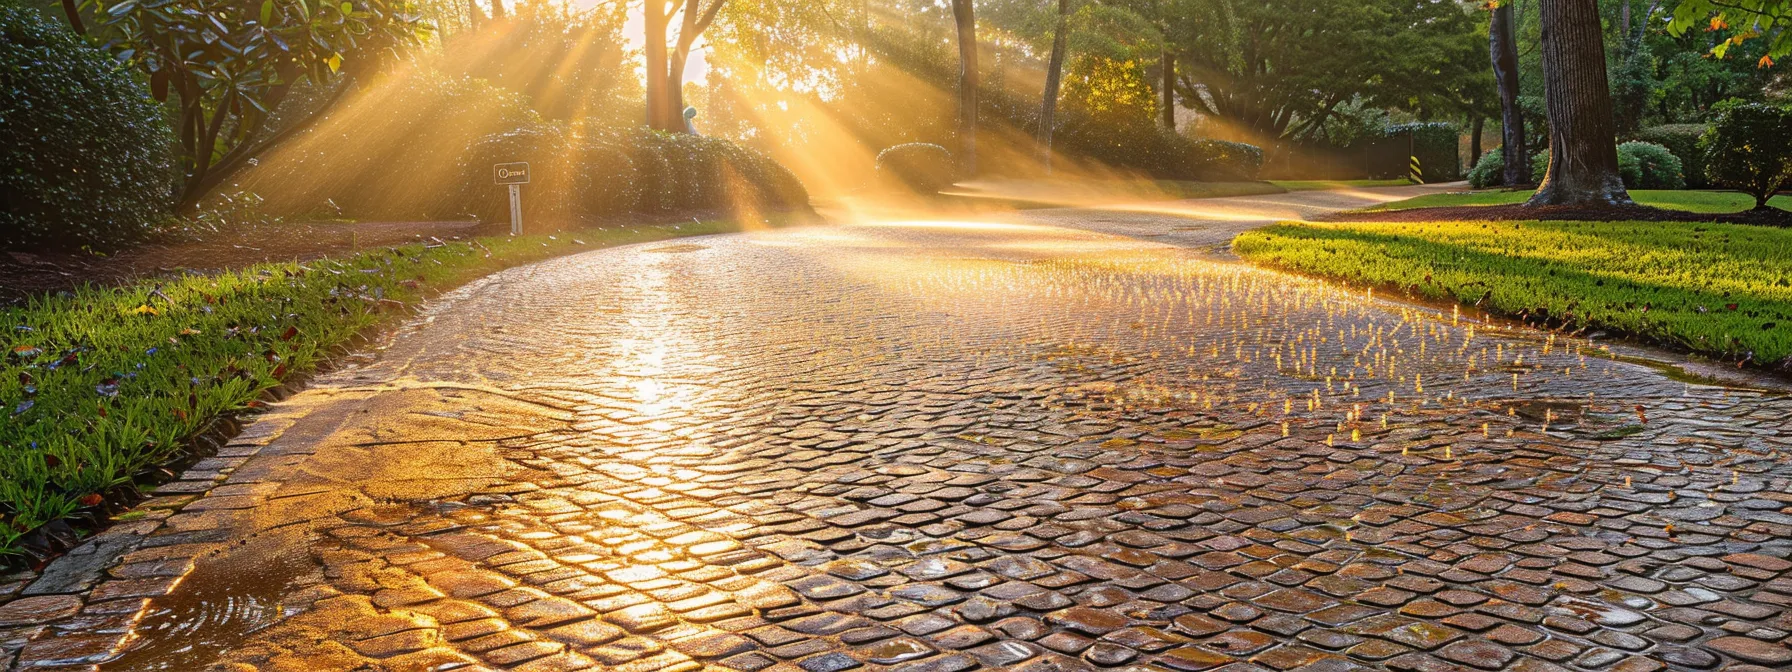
[3,210,1790,672]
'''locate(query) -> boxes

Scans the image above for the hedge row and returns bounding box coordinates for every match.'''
[458,123,809,222]
[1470,142,1684,190]
[230,71,806,222]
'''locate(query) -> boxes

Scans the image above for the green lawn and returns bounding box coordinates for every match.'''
[1234,219,1792,364]
[0,220,754,559]
[1270,179,1416,192]
[1366,189,1791,213]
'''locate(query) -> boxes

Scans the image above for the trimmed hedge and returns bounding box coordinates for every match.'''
[1636,124,1709,188]
[876,143,955,193]
[1617,141,1685,190]
[1,6,174,251]
[1384,122,1461,182]
[456,123,808,222]
[1048,115,1263,181]
[234,70,806,222]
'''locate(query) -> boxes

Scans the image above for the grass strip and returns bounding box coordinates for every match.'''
[0,220,747,559]
[1365,189,1792,213]
[1233,219,1792,365]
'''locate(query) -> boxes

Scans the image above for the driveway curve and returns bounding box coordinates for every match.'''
[3,187,1790,672]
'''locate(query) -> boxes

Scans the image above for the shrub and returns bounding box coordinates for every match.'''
[0,6,174,251]
[1702,101,1792,210]
[1190,140,1263,181]
[877,143,955,193]
[457,123,806,221]
[1531,150,1551,184]
[1468,149,1506,188]
[1616,141,1685,190]
[1636,124,1710,188]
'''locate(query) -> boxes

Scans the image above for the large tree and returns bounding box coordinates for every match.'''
[80,0,426,209]
[1489,1,1529,186]
[643,0,727,132]
[952,0,978,174]
[1528,0,1631,206]
[1039,0,1073,170]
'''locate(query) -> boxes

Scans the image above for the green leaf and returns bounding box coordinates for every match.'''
[260,0,272,25]
[326,52,341,73]
[106,1,137,16]
[340,1,352,13]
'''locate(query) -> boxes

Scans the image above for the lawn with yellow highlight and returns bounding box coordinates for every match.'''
[1234,219,1792,365]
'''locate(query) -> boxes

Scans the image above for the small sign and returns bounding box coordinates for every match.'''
[494,162,531,185]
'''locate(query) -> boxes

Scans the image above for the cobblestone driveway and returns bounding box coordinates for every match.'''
[4,212,1791,672]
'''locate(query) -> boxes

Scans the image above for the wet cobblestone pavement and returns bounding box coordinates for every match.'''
[4,209,1792,672]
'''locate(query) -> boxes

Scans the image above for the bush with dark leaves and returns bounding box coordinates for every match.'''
[1,6,174,251]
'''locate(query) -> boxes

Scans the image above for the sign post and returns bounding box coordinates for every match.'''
[493,162,531,235]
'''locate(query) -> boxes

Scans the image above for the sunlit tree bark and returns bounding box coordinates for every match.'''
[643,0,724,133]
[1489,1,1528,186]
[490,0,505,21]
[952,0,978,175]
[1038,0,1071,171]
[1528,0,1630,206]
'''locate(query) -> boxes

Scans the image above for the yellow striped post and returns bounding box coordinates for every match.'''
[1408,156,1424,184]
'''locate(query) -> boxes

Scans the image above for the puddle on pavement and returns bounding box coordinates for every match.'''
[106,529,316,671]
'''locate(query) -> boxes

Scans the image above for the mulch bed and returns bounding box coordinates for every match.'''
[1322,203,1792,226]
[0,220,498,305]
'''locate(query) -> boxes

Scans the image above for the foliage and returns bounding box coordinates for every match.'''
[1617,141,1686,190]
[232,70,540,219]
[0,219,772,559]
[1667,0,1791,62]
[1468,148,1507,189]
[1366,189,1791,214]
[1636,124,1713,188]
[876,143,956,193]
[90,0,431,205]
[0,6,174,252]
[1170,0,1487,144]
[1235,220,1792,364]
[1701,101,1792,208]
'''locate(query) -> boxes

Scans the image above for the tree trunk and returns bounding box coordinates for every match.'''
[1471,115,1484,164]
[59,0,85,34]
[666,0,727,134]
[644,0,672,130]
[951,0,978,176]
[1037,0,1070,172]
[1490,3,1529,186]
[1160,51,1176,130]
[1528,0,1630,206]
[490,0,504,20]
[467,0,483,30]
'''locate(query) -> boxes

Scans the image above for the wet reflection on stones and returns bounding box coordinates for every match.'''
[3,215,1790,672]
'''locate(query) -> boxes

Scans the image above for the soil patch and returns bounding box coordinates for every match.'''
[1322,203,1792,226]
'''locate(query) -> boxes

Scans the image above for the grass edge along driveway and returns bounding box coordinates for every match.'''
[1234,218,1792,368]
[0,220,758,561]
